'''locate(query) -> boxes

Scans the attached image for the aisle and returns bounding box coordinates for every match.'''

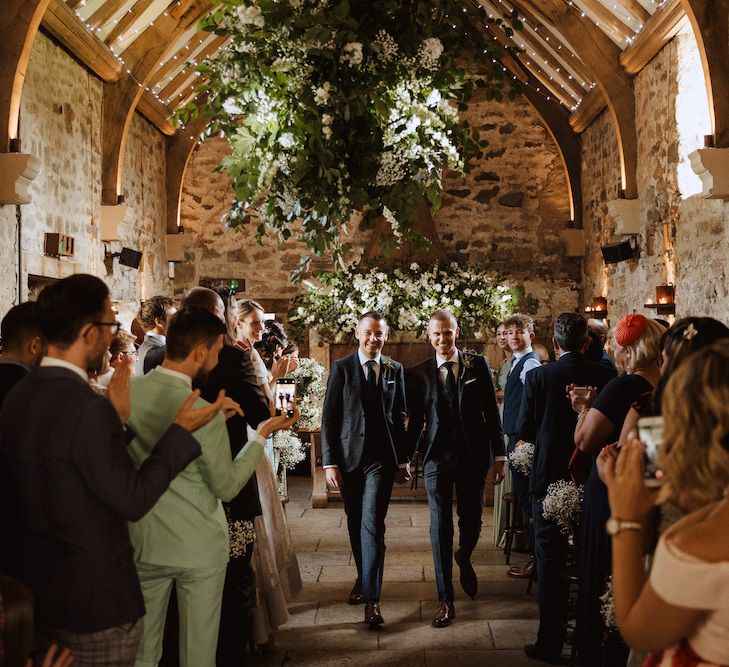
[253,477,546,666]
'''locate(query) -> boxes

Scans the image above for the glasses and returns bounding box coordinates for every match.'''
[92,321,122,335]
[121,349,138,357]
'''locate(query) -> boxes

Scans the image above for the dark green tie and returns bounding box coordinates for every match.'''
[443,361,457,400]
[366,359,378,392]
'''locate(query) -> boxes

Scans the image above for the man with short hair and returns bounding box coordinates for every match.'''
[517,313,616,663]
[321,311,408,627]
[0,274,220,666]
[109,330,138,371]
[127,307,296,667]
[587,318,615,369]
[407,309,505,627]
[135,296,175,375]
[0,302,44,408]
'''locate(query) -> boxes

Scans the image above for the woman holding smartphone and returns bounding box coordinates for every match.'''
[570,314,665,667]
[603,340,729,667]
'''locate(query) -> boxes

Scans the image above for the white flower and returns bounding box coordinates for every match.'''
[508,442,534,475]
[314,82,331,106]
[426,89,442,107]
[419,37,444,70]
[222,98,244,115]
[542,480,584,535]
[322,126,332,140]
[278,132,295,148]
[340,42,363,66]
[235,4,264,28]
[321,114,333,126]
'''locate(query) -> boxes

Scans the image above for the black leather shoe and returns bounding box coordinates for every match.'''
[523,643,562,664]
[364,601,384,627]
[455,549,477,599]
[431,601,455,628]
[347,578,364,605]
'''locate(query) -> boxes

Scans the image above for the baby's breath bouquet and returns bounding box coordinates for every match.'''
[541,480,584,535]
[290,357,326,430]
[178,0,521,270]
[508,442,534,476]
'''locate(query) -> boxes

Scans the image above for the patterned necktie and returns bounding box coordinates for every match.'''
[443,361,457,400]
[366,359,378,392]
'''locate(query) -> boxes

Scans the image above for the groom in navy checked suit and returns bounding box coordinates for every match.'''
[321,311,408,627]
[407,309,505,628]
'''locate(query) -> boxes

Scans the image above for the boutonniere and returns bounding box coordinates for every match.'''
[382,357,395,371]
[461,354,474,371]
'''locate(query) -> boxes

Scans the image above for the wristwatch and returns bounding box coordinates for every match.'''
[605,517,642,536]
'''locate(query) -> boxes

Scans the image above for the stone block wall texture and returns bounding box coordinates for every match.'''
[0,32,171,323]
[177,88,581,346]
[580,29,729,326]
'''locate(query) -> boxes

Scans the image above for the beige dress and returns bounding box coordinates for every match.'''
[492,356,513,546]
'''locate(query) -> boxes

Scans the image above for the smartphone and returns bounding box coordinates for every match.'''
[637,415,664,486]
[572,385,589,397]
[275,378,296,418]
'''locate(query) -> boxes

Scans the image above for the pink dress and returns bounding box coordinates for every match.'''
[644,534,729,666]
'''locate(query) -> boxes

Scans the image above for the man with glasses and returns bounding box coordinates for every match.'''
[109,329,139,372]
[0,274,225,666]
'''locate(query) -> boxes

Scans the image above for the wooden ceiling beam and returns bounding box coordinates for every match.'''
[87,0,131,32]
[147,33,220,90]
[620,0,650,23]
[521,0,638,199]
[680,0,729,147]
[569,86,606,132]
[576,0,635,42]
[137,92,176,135]
[159,67,197,102]
[0,0,52,152]
[105,0,159,48]
[100,0,213,204]
[41,0,123,83]
[508,0,596,85]
[620,0,687,75]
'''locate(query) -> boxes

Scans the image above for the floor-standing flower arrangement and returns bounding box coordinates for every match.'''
[178,0,521,270]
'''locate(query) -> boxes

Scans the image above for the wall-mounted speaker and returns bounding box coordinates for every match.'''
[601,239,637,264]
[119,247,142,269]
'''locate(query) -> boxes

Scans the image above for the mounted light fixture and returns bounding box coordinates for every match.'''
[644,283,675,316]
[584,296,608,320]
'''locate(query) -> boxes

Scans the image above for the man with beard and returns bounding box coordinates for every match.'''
[126,307,298,667]
[0,274,218,665]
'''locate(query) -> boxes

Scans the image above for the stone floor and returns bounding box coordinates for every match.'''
[252,477,550,666]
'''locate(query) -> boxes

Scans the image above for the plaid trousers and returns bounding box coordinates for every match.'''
[49,619,143,667]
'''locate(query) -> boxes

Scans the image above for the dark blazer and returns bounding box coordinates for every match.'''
[407,350,504,470]
[321,352,407,473]
[517,352,616,498]
[199,344,270,519]
[0,366,201,633]
[143,343,166,374]
[0,360,29,409]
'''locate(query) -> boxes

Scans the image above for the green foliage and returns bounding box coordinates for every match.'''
[177,0,521,268]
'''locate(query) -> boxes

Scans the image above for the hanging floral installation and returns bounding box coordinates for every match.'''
[287,262,537,343]
[177,0,522,271]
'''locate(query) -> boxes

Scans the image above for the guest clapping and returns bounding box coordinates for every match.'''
[603,340,729,666]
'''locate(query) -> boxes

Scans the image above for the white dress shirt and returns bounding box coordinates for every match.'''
[358,349,381,383]
[509,347,541,385]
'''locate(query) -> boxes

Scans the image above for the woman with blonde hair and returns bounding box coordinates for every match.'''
[604,340,729,666]
[570,314,666,666]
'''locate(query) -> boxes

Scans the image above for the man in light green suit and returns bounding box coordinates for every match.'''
[126,307,296,667]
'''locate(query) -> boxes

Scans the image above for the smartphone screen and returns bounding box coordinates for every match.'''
[637,415,664,486]
[275,378,296,418]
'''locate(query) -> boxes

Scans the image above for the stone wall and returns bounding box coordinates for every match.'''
[0,32,171,326]
[177,87,582,347]
[580,28,729,325]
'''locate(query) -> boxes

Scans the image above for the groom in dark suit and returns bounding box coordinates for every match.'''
[321,311,408,627]
[407,309,505,628]
[517,312,615,663]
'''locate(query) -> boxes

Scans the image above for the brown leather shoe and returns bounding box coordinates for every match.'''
[454,548,477,599]
[348,578,364,605]
[508,557,534,579]
[364,601,384,627]
[432,601,455,628]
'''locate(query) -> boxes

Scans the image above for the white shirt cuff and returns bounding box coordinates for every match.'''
[495,456,507,462]
[323,464,338,469]
[248,431,266,447]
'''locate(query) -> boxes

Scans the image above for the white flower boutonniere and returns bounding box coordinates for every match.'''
[461,354,474,371]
